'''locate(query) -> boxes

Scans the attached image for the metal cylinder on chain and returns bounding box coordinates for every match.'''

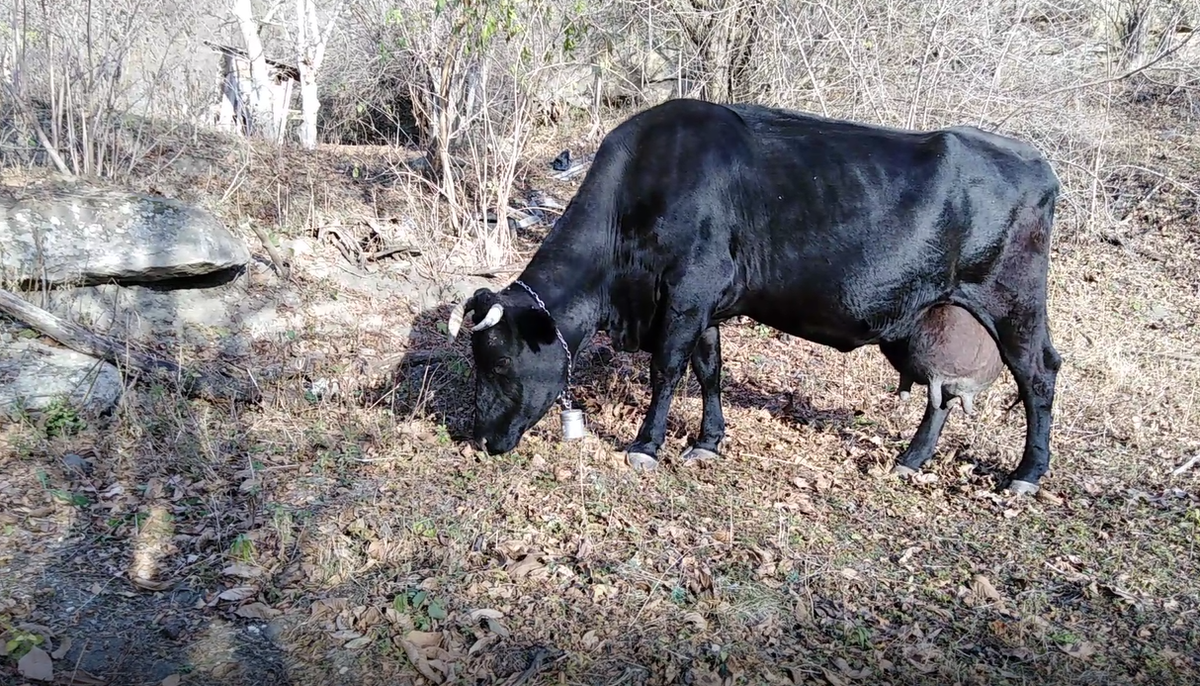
[561,408,586,441]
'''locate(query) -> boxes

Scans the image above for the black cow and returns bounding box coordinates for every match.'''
[446,98,1062,495]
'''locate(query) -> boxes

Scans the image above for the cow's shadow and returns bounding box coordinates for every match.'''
[359,303,862,454]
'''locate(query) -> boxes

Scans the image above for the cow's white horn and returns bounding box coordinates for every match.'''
[447,300,471,340]
[472,303,504,331]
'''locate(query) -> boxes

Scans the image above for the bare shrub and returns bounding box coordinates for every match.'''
[323,0,594,268]
[0,0,228,180]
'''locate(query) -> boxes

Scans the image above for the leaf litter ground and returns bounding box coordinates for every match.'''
[2,94,1200,685]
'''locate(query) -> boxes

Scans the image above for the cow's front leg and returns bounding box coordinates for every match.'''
[625,316,706,472]
[681,325,724,464]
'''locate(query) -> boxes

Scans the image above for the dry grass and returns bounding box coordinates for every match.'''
[4,3,1200,683]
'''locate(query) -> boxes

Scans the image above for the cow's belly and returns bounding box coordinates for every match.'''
[729,280,922,353]
[741,305,879,352]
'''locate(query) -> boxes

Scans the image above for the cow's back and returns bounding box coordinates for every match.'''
[549,99,1057,353]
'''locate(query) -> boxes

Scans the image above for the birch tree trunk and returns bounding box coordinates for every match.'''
[232,0,280,141]
[295,0,342,150]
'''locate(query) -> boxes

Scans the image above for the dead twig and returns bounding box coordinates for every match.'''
[242,218,291,280]
[318,224,364,266]
[367,243,422,262]
[0,287,259,403]
[1171,454,1200,477]
[465,265,523,278]
[1,80,75,179]
[502,647,565,686]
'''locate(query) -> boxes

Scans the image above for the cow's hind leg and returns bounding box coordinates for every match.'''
[969,196,1062,495]
[681,325,725,464]
[991,313,1061,495]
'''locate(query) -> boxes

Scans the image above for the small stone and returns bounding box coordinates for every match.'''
[0,340,122,419]
[160,616,188,641]
[62,454,93,474]
[264,618,288,642]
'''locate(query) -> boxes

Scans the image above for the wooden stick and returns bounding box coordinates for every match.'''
[242,218,291,280]
[1,81,75,179]
[0,288,260,403]
[1171,454,1200,477]
[367,243,422,261]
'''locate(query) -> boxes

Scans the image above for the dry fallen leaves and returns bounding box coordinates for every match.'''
[221,562,265,579]
[129,574,175,592]
[51,637,72,660]
[971,574,1003,604]
[506,553,549,580]
[405,630,443,649]
[1060,641,1098,660]
[235,602,282,620]
[592,583,618,603]
[581,629,601,651]
[344,636,374,650]
[832,657,871,680]
[310,597,349,620]
[218,586,258,602]
[467,608,504,622]
[17,646,54,682]
[682,611,709,632]
[398,638,445,683]
[821,667,847,685]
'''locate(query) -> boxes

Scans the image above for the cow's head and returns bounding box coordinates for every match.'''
[447,286,569,455]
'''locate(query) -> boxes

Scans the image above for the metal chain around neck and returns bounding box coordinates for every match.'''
[513,279,575,411]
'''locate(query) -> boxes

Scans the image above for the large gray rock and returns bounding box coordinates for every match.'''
[0,183,250,286]
[0,339,123,419]
[13,277,297,357]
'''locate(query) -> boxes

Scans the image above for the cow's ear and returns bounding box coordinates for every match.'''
[515,306,559,349]
[467,288,497,326]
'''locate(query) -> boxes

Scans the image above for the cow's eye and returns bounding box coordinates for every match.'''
[493,357,512,374]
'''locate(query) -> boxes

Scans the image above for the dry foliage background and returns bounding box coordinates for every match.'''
[2,0,1200,684]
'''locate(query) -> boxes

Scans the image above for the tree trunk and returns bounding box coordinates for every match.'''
[217,52,243,134]
[232,0,279,141]
[297,71,319,148]
[675,0,762,103]
[294,0,342,150]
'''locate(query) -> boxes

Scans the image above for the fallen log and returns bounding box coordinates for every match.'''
[0,288,260,403]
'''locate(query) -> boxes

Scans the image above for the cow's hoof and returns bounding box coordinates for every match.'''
[899,390,912,402]
[626,452,659,472]
[681,446,719,465]
[890,464,918,478]
[1007,479,1039,496]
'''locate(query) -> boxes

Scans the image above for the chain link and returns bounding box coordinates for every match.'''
[514,280,575,411]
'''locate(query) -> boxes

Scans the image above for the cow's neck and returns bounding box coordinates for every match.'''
[511,258,601,356]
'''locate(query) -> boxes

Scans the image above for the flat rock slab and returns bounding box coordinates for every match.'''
[0,183,250,286]
[0,339,122,418]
